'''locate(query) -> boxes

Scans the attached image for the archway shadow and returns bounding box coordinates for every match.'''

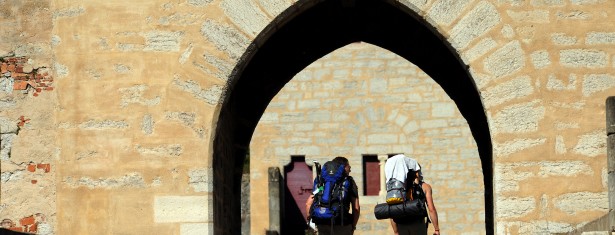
[212,0,493,234]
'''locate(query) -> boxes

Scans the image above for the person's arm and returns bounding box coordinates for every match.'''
[351,195,360,230]
[423,183,440,235]
[390,219,399,235]
[305,194,314,219]
[348,178,360,233]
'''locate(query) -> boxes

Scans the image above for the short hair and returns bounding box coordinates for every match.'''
[332,156,349,165]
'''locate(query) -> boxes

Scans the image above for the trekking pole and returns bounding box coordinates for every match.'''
[313,160,322,184]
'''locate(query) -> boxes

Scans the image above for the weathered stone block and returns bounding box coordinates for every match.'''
[573,130,606,157]
[551,33,578,45]
[547,74,576,91]
[450,1,501,50]
[582,74,615,97]
[189,168,213,193]
[482,76,533,108]
[554,192,608,215]
[492,101,545,134]
[496,196,536,218]
[367,133,398,144]
[143,31,183,52]
[571,0,608,5]
[493,138,546,158]
[586,32,615,44]
[200,20,249,60]
[507,10,550,23]
[154,196,210,223]
[484,41,525,78]
[432,102,456,118]
[531,0,565,6]
[427,0,471,26]
[560,49,608,68]
[181,223,212,235]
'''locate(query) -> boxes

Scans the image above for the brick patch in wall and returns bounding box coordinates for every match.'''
[26,163,36,172]
[25,162,51,184]
[37,163,51,173]
[17,116,30,127]
[0,213,50,233]
[0,54,54,96]
[26,162,50,173]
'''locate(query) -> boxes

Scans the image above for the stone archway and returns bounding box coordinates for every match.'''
[212,0,493,234]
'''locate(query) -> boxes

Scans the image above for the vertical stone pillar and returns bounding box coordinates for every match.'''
[606,97,615,230]
[378,155,388,198]
[267,167,281,235]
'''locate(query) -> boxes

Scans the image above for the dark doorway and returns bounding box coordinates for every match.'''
[283,156,313,234]
[212,0,494,234]
[363,155,380,196]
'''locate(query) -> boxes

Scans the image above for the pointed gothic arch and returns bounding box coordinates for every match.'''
[212,0,494,234]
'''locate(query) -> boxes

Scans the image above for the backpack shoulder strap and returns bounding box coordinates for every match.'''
[419,182,432,224]
[415,182,426,198]
[343,176,351,185]
[342,176,359,200]
[339,176,352,191]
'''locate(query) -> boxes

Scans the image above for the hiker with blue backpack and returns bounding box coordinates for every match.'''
[305,156,360,235]
[384,155,440,235]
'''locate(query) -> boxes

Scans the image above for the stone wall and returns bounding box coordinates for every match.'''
[0,0,56,233]
[0,0,614,234]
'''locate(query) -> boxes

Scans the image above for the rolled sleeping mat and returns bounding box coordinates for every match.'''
[373,199,427,220]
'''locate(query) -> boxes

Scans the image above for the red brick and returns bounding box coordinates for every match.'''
[18,117,30,127]
[33,93,39,97]
[35,88,41,92]
[31,180,37,184]
[26,164,36,172]
[15,65,23,73]
[12,72,26,78]
[7,64,15,72]
[45,87,54,91]
[37,164,50,173]
[19,216,35,226]
[27,223,37,233]
[19,116,30,123]
[1,63,7,73]
[13,81,29,90]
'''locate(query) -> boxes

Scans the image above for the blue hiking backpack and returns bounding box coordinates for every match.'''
[309,160,350,226]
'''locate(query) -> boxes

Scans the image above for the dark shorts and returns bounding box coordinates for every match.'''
[316,224,353,235]
[395,218,427,235]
